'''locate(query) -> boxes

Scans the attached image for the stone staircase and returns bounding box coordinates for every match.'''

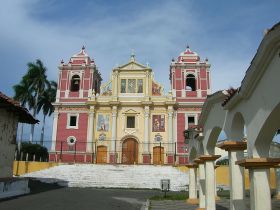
[22,164,188,191]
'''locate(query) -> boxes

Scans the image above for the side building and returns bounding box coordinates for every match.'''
[170,46,211,164]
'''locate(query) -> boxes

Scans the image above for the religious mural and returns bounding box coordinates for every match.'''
[97,114,110,132]
[152,81,162,96]
[152,115,165,132]
[100,81,112,96]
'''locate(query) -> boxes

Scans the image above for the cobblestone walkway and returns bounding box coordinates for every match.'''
[149,199,280,210]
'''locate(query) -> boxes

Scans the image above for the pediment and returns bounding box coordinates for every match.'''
[119,61,148,71]
[123,109,139,114]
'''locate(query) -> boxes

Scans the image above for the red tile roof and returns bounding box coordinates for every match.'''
[0,92,39,124]
[222,88,238,107]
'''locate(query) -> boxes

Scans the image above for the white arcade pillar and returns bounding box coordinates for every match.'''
[195,158,206,210]
[200,155,221,210]
[186,164,198,204]
[217,141,246,210]
[237,158,280,210]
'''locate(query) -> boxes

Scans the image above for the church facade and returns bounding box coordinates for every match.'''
[50,46,210,165]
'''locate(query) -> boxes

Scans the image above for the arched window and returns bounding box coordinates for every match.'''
[70,75,80,92]
[186,74,196,91]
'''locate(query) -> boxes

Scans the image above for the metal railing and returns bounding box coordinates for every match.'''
[15,140,189,165]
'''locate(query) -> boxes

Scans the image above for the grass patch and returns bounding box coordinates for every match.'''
[150,192,188,200]
[217,190,230,199]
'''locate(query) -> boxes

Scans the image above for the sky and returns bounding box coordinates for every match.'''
[0,0,279,143]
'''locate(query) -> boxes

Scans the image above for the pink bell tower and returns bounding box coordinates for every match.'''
[50,46,102,162]
[170,46,211,164]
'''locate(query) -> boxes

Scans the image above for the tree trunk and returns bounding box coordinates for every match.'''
[29,89,39,143]
[40,115,46,146]
[18,123,24,152]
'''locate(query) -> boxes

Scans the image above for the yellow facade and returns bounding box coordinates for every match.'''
[87,54,176,164]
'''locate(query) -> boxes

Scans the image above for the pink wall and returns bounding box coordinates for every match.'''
[55,113,88,152]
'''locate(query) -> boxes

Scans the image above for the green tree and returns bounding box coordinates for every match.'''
[13,78,34,150]
[37,81,57,145]
[24,59,49,142]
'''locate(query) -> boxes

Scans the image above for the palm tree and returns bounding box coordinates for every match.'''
[13,78,34,151]
[24,59,49,142]
[37,81,57,145]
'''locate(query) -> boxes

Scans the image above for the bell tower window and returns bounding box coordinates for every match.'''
[71,75,80,92]
[186,74,196,91]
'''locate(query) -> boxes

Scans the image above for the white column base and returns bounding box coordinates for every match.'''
[229,151,246,210]
[205,161,216,210]
[249,168,271,210]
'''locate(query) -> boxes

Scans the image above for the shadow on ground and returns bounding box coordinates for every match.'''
[0,178,66,202]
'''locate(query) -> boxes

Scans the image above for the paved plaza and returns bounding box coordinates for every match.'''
[0,180,279,210]
[150,199,280,210]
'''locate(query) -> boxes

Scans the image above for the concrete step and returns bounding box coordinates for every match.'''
[22,164,188,191]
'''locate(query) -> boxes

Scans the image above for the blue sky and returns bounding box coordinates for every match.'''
[0,0,279,142]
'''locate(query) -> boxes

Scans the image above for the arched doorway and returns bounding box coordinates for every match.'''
[96,146,107,164]
[122,138,138,164]
[153,146,164,165]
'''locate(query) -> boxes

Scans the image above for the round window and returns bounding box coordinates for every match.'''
[67,136,77,146]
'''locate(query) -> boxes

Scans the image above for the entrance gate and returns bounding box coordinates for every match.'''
[153,146,164,165]
[96,146,107,164]
[122,138,138,164]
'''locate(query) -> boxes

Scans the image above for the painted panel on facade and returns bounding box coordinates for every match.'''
[100,81,112,96]
[152,82,162,96]
[97,114,110,132]
[152,115,165,132]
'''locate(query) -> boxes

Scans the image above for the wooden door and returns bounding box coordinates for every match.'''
[122,138,138,164]
[96,146,107,164]
[153,146,164,165]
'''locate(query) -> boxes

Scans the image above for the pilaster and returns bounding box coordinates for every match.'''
[51,111,59,152]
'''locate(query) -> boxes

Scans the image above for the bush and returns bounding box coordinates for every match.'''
[17,142,49,162]
[216,158,229,165]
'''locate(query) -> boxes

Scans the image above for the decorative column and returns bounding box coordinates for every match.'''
[167,106,174,164]
[51,111,59,152]
[142,105,151,164]
[237,158,280,210]
[112,71,118,101]
[194,158,206,210]
[200,155,221,210]
[110,105,118,163]
[86,106,94,154]
[217,141,247,210]
[186,164,198,204]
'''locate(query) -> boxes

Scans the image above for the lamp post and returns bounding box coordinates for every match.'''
[184,128,199,144]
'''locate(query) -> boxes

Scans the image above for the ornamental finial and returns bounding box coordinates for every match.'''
[130,49,136,62]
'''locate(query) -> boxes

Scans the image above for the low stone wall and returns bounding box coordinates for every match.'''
[176,165,277,189]
[0,178,29,199]
[13,161,58,176]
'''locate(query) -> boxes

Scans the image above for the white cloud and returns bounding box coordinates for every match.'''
[0,1,278,143]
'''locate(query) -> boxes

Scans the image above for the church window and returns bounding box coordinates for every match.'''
[188,116,195,127]
[186,74,196,91]
[128,79,136,93]
[70,75,80,92]
[137,79,143,93]
[127,116,135,128]
[67,114,79,129]
[121,79,126,93]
